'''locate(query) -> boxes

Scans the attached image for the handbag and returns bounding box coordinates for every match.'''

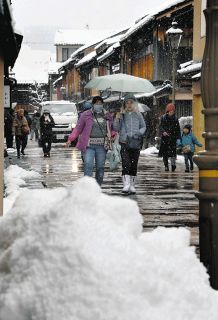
[94,114,112,151]
[182,145,191,154]
[21,125,30,135]
[122,115,142,150]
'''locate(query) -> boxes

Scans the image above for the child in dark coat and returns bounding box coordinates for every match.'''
[177,125,202,172]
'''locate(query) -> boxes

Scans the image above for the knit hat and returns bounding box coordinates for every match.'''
[166,103,176,113]
[124,94,136,103]
[83,102,92,110]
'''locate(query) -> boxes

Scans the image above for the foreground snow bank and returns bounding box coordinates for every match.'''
[0,177,218,320]
[4,165,41,215]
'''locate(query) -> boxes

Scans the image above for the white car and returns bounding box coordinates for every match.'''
[40,101,78,143]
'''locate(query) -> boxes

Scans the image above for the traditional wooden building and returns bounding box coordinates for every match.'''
[0,0,22,213]
[118,0,194,118]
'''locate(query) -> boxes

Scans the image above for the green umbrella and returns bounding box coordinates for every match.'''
[85,73,155,93]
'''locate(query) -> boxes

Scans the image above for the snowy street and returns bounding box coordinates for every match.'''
[5,140,199,248]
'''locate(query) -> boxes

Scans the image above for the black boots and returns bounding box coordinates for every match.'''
[171,165,176,172]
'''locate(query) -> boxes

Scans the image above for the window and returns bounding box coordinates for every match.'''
[62,48,69,61]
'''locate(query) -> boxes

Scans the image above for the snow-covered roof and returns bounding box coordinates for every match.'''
[95,34,123,50]
[192,72,201,79]
[12,44,55,84]
[54,29,116,46]
[97,42,121,63]
[179,60,193,69]
[59,31,123,70]
[53,76,63,86]
[75,51,97,68]
[135,83,172,98]
[177,61,202,75]
[121,0,190,41]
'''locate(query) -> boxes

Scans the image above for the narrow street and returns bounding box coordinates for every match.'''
[6,140,199,248]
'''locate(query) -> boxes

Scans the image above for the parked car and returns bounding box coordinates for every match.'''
[39,101,78,145]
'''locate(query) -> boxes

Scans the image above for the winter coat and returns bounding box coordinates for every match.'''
[113,111,146,143]
[12,116,29,136]
[159,113,181,158]
[68,110,114,152]
[40,115,55,139]
[4,110,14,135]
[31,114,40,130]
[177,132,202,153]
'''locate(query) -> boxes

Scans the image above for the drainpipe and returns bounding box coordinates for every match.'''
[193,0,218,290]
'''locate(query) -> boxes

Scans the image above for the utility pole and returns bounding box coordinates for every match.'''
[194,0,218,290]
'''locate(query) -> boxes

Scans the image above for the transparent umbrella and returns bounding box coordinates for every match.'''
[137,103,151,113]
[85,73,155,93]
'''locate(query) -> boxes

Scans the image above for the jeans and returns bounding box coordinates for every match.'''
[120,144,140,176]
[83,145,107,186]
[15,135,27,156]
[30,128,39,140]
[184,152,194,170]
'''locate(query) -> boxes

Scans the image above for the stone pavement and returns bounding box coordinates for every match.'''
[6,140,200,248]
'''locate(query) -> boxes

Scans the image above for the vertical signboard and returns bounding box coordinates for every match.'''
[4,85,10,108]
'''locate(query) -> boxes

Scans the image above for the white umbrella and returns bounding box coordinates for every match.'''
[85,73,155,93]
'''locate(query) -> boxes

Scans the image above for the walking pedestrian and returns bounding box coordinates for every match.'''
[113,94,146,194]
[40,110,55,158]
[12,109,30,158]
[177,124,202,172]
[159,103,181,172]
[4,109,14,148]
[66,96,114,186]
[30,111,40,140]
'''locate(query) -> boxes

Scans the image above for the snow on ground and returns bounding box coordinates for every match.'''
[3,165,41,215]
[141,146,159,156]
[0,177,218,320]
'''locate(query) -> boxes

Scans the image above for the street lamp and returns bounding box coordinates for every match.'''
[166,21,183,105]
[194,0,218,290]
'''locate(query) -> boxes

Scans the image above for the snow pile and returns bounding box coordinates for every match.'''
[4,165,41,215]
[0,177,218,320]
[141,146,159,156]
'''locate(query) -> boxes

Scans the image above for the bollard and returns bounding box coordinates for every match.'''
[194,0,218,289]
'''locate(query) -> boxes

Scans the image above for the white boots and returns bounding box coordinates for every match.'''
[122,175,131,193]
[122,175,136,194]
[129,176,136,194]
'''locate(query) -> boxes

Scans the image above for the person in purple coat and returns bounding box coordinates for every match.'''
[66,96,115,186]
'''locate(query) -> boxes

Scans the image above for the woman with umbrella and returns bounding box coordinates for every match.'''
[159,103,181,172]
[114,94,146,194]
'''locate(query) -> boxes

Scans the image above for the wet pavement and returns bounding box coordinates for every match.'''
[6,140,199,248]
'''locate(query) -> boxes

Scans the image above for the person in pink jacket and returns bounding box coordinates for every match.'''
[66,97,115,186]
